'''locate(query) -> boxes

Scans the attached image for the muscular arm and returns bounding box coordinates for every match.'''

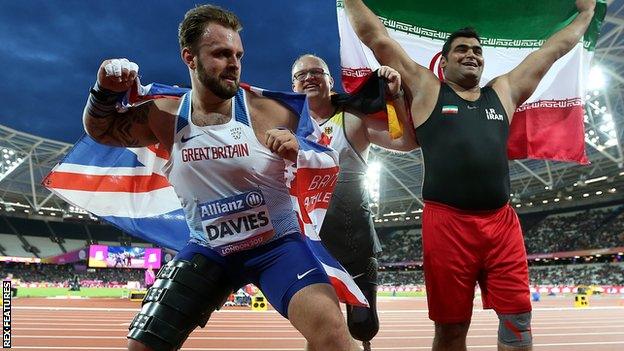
[84,101,154,147]
[343,0,440,128]
[363,96,418,152]
[493,0,596,118]
[83,59,177,148]
[83,99,175,148]
[343,0,435,89]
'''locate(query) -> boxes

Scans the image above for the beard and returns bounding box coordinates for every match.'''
[197,60,239,99]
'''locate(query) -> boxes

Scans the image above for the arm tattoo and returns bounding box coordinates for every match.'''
[97,101,153,147]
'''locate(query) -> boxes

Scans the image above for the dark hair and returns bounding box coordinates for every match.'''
[441,27,481,58]
[178,4,242,54]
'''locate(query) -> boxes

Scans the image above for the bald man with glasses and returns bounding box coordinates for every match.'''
[291,54,418,350]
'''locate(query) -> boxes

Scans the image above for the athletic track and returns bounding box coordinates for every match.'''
[7,295,624,350]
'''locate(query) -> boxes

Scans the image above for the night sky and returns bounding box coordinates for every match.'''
[0,0,344,143]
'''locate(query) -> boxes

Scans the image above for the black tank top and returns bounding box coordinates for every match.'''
[415,83,510,210]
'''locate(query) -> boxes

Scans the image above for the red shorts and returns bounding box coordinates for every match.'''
[422,201,531,323]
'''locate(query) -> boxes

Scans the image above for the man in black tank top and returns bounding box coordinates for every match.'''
[344,1,597,350]
[291,54,418,351]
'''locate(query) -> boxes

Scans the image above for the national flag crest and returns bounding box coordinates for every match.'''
[230,127,242,140]
[442,105,459,114]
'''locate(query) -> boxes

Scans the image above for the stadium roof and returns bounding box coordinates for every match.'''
[1,1,624,222]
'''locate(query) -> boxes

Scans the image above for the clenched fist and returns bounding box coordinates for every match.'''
[265,128,299,163]
[378,65,402,99]
[97,58,139,92]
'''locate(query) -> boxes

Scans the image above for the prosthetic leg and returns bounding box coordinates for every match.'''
[127,254,232,351]
[346,257,379,351]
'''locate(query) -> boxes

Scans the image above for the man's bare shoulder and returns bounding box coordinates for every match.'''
[152,97,182,115]
[247,91,297,127]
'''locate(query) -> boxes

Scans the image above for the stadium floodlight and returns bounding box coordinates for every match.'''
[382,211,405,217]
[366,161,382,206]
[585,175,608,184]
[587,65,606,91]
[68,205,88,214]
[0,147,26,183]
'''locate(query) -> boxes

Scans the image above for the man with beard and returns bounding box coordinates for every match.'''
[83,5,360,351]
[291,54,417,351]
[343,0,597,350]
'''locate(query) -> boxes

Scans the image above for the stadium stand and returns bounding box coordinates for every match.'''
[378,262,624,287]
[0,214,156,258]
[523,205,624,253]
[0,262,144,286]
[0,233,31,257]
[377,204,624,264]
[529,262,624,286]
[22,236,61,257]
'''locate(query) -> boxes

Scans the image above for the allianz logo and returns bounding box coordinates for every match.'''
[200,191,264,218]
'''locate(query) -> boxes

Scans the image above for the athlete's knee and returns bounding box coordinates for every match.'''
[306,307,352,350]
[320,322,353,349]
[497,312,532,348]
[290,286,352,350]
[434,321,471,342]
[127,255,232,351]
[347,257,379,342]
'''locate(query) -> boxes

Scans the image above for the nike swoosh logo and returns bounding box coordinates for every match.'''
[181,134,202,143]
[297,268,318,280]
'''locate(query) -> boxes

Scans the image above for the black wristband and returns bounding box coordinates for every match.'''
[86,82,127,119]
[90,82,127,104]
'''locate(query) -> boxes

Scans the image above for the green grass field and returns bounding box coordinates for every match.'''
[14,287,131,298]
[377,291,427,297]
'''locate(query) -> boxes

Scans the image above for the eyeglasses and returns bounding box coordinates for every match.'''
[293,68,329,82]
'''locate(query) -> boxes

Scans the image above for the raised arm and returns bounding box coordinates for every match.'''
[493,0,596,116]
[83,58,176,148]
[343,0,436,89]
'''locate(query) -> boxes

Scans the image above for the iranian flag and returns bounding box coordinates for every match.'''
[337,0,607,164]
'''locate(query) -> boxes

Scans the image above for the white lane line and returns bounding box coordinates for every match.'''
[12,305,624,313]
[7,341,624,350]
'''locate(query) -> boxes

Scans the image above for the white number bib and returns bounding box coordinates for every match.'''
[199,190,275,255]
